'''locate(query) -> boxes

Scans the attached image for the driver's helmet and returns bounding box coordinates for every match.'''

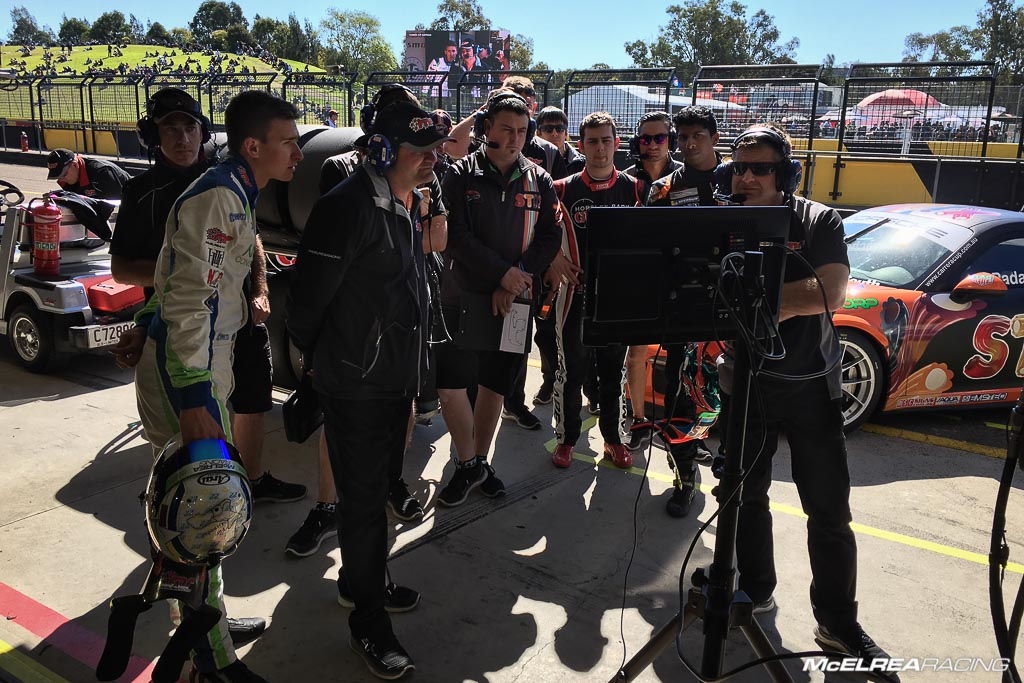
[145,437,252,566]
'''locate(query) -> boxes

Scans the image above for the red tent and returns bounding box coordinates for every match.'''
[857,89,943,109]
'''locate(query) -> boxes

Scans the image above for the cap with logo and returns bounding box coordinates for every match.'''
[149,87,204,125]
[354,102,454,152]
[46,148,75,180]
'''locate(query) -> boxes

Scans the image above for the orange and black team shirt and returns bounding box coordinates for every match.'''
[554,168,645,273]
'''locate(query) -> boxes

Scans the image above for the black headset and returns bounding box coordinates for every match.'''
[628,111,678,160]
[361,83,415,133]
[136,87,211,149]
[472,91,537,142]
[718,126,802,195]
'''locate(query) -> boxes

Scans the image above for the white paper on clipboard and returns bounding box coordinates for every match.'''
[499,301,531,353]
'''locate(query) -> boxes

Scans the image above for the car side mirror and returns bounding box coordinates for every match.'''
[950,272,1008,304]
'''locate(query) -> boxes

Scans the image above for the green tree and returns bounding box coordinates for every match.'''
[170,27,194,47]
[189,1,247,44]
[508,33,533,70]
[8,6,54,44]
[623,0,798,83]
[224,23,254,52]
[128,14,146,44]
[91,11,131,44]
[976,0,1024,84]
[320,9,396,80]
[429,0,489,30]
[252,15,289,54]
[145,22,172,45]
[58,16,91,45]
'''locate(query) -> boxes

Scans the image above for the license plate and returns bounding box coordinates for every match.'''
[87,321,135,349]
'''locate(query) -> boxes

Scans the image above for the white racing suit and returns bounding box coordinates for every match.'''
[134,155,260,673]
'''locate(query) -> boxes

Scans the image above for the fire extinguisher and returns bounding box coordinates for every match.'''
[28,195,61,277]
[20,131,29,153]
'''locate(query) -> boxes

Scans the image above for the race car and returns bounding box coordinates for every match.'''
[642,203,1024,432]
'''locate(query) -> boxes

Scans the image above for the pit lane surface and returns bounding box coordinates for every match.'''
[1,160,1022,681]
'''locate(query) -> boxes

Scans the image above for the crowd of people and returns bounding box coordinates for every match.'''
[50,76,904,681]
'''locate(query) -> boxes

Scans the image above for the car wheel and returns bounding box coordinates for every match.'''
[8,304,68,373]
[838,329,884,433]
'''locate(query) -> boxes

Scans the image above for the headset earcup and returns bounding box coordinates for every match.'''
[669,129,678,152]
[360,104,376,133]
[473,111,487,139]
[527,117,536,142]
[137,117,158,149]
[367,133,394,172]
[785,159,802,194]
[714,162,733,192]
[629,136,640,160]
[199,115,212,144]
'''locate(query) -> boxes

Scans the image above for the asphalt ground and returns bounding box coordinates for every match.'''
[1,160,1023,681]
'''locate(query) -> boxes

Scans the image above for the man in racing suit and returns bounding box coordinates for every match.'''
[548,112,643,470]
[132,91,302,683]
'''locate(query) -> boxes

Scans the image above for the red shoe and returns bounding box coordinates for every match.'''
[604,443,633,469]
[552,444,574,468]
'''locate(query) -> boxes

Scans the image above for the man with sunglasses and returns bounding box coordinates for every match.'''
[623,111,683,197]
[726,124,899,681]
[536,106,585,176]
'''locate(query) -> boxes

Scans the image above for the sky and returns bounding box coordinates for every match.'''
[2,0,986,71]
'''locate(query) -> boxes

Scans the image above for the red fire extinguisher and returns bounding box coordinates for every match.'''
[20,131,29,153]
[28,195,61,277]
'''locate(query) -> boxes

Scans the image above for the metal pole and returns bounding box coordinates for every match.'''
[831,80,850,200]
[805,79,821,196]
[932,157,943,202]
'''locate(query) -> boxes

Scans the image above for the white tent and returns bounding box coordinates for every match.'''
[562,84,745,132]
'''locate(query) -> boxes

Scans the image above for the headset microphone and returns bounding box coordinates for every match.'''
[486,140,501,149]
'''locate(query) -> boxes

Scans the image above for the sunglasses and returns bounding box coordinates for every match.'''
[731,162,779,176]
[637,133,669,145]
[539,124,566,133]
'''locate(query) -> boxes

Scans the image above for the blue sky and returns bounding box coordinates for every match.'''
[4,0,984,71]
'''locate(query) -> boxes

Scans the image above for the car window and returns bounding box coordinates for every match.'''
[845,217,970,288]
[960,237,1024,287]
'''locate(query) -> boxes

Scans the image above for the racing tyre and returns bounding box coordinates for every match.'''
[8,304,68,373]
[838,329,883,433]
[267,272,302,390]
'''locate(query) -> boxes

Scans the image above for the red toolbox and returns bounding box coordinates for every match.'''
[87,278,144,313]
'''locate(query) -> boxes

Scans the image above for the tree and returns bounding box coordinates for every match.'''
[189,1,247,44]
[429,0,489,30]
[252,15,289,54]
[58,16,91,45]
[8,6,54,44]
[508,33,533,70]
[170,27,194,47]
[320,10,396,79]
[902,27,979,64]
[224,23,254,52]
[128,14,146,44]
[91,11,131,44]
[976,0,1024,84]
[145,22,172,45]
[623,0,798,83]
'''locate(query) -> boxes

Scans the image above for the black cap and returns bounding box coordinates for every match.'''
[46,148,75,179]
[354,102,454,152]
[148,87,204,126]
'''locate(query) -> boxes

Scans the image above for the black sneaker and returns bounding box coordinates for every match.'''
[189,660,269,682]
[479,462,505,498]
[349,632,414,680]
[251,471,307,503]
[627,417,652,451]
[501,404,542,430]
[437,459,487,507]
[338,571,421,612]
[752,595,777,615]
[814,623,901,683]
[694,440,714,464]
[388,479,425,523]
[285,505,338,557]
[227,617,267,647]
[532,384,553,405]
[415,398,439,424]
[587,400,600,415]
[665,484,695,518]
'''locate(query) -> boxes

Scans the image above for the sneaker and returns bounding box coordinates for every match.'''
[587,400,600,415]
[338,572,421,613]
[501,404,542,430]
[694,440,714,464]
[285,505,338,557]
[752,595,777,615]
[251,471,307,503]
[479,462,505,497]
[189,661,269,682]
[627,417,652,451]
[532,384,553,405]
[551,444,573,468]
[227,617,267,647]
[387,480,425,523]
[665,484,695,518]
[437,458,487,507]
[711,454,726,479]
[415,397,439,422]
[814,623,901,683]
[349,632,415,680]
[604,442,633,469]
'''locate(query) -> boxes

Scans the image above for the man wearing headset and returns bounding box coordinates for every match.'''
[288,102,449,680]
[727,124,898,679]
[623,110,683,196]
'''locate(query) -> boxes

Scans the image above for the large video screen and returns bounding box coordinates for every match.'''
[404,30,511,95]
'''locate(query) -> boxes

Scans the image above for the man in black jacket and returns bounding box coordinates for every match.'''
[287,102,449,681]
[47,147,131,199]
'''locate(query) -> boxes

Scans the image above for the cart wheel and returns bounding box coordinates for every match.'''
[8,304,68,373]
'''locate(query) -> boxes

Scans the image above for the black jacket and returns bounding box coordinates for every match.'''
[287,164,429,400]
[440,149,562,306]
[61,157,132,200]
[645,161,719,207]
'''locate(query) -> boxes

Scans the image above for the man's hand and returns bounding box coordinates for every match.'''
[492,288,516,317]
[544,253,582,288]
[179,406,226,444]
[109,326,146,368]
[500,267,532,295]
[251,293,270,325]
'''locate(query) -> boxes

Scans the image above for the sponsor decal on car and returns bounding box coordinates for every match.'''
[844,297,879,309]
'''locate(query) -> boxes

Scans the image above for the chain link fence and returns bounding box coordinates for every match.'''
[563,68,676,137]
[364,71,449,118]
[205,73,278,128]
[452,70,553,119]
[282,72,356,127]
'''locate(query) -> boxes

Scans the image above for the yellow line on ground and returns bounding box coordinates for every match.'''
[0,638,70,683]
[527,358,542,369]
[541,418,1022,574]
[862,423,1006,459]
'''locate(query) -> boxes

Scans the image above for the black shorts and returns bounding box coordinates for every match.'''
[434,340,522,396]
[229,323,273,414]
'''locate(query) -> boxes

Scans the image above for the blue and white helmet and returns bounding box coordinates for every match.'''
[145,437,253,566]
